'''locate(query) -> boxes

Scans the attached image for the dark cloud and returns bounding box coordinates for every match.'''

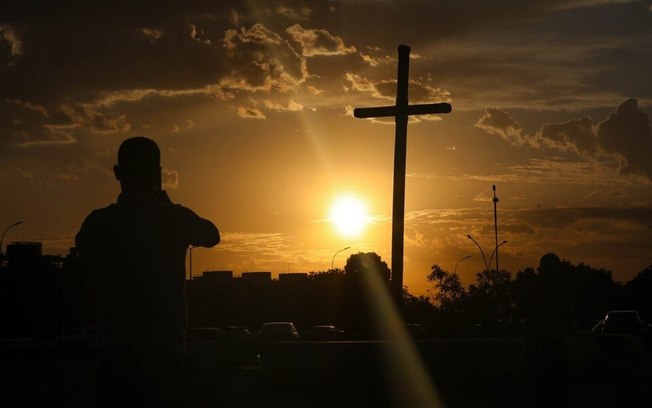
[222,23,307,92]
[320,0,635,49]
[0,21,226,102]
[407,205,652,281]
[512,206,652,230]
[597,98,652,177]
[476,99,652,179]
[475,108,527,146]
[1,0,636,102]
[539,117,597,158]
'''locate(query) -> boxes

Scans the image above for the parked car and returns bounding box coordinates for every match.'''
[257,322,300,341]
[186,327,228,378]
[406,323,429,339]
[576,319,603,335]
[305,325,345,340]
[223,326,253,341]
[186,327,227,342]
[221,326,258,364]
[592,310,648,336]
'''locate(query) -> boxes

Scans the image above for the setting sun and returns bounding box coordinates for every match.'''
[329,195,370,238]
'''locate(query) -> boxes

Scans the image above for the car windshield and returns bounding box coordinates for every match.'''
[606,312,639,324]
[259,323,296,334]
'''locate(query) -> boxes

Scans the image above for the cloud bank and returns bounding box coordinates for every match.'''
[476,99,652,179]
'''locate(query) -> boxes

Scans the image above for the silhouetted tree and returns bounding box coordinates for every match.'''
[566,262,618,321]
[426,264,465,309]
[466,269,514,331]
[624,265,652,321]
[512,267,537,297]
[344,252,391,284]
[342,252,391,336]
[402,286,437,327]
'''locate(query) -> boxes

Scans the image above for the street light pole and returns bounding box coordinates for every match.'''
[454,255,472,275]
[489,241,508,272]
[1,221,24,256]
[492,185,500,274]
[467,235,488,272]
[331,246,351,270]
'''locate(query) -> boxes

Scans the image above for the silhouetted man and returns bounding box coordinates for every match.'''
[513,253,574,407]
[76,137,220,407]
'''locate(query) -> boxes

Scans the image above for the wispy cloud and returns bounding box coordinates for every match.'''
[344,73,451,104]
[286,24,356,57]
[218,232,290,254]
[235,105,266,119]
[263,99,304,112]
[0,24,22,63]
[275,5,312,21]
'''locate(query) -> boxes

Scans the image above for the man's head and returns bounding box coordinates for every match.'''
[113,137,161,192]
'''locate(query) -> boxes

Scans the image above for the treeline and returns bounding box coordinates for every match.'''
[188,252,652,338]
[423,259,652,337]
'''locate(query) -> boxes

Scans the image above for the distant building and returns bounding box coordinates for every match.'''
[279,273,309,284]
[0,241,66,339]
[6,241,43,270]
[241,272,272,285]
[200,270,233,286]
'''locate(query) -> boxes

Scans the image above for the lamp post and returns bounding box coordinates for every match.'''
[492,185,500,274]
[466,235,488,272]
[488,240,507,272]
[1,221,24,256]
[331,246,351,270]
[454,255,472,275]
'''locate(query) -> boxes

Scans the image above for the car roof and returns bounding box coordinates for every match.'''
[193,327,225,331]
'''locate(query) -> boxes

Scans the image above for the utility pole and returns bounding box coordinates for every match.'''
[492,185,499,272]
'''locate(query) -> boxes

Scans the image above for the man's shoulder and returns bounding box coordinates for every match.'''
[84,203,121,220]
[76,204,119,246]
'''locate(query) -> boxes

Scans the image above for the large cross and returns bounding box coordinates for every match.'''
[354,45,452,304]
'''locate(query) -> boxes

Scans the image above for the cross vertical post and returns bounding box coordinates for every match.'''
[391,45,410,304]
[354,45,452,306]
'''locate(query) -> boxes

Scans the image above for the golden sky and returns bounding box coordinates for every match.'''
[1,1,652,295]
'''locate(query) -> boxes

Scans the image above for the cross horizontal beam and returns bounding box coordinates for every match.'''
[353,102,452,119]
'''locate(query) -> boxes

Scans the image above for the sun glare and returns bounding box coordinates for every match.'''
[329,195,369,238]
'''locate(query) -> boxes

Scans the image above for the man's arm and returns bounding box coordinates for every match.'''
[190,216,220,248]
[160,190,220,248]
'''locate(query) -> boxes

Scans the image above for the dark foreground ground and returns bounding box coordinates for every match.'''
[1,335,650,407]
